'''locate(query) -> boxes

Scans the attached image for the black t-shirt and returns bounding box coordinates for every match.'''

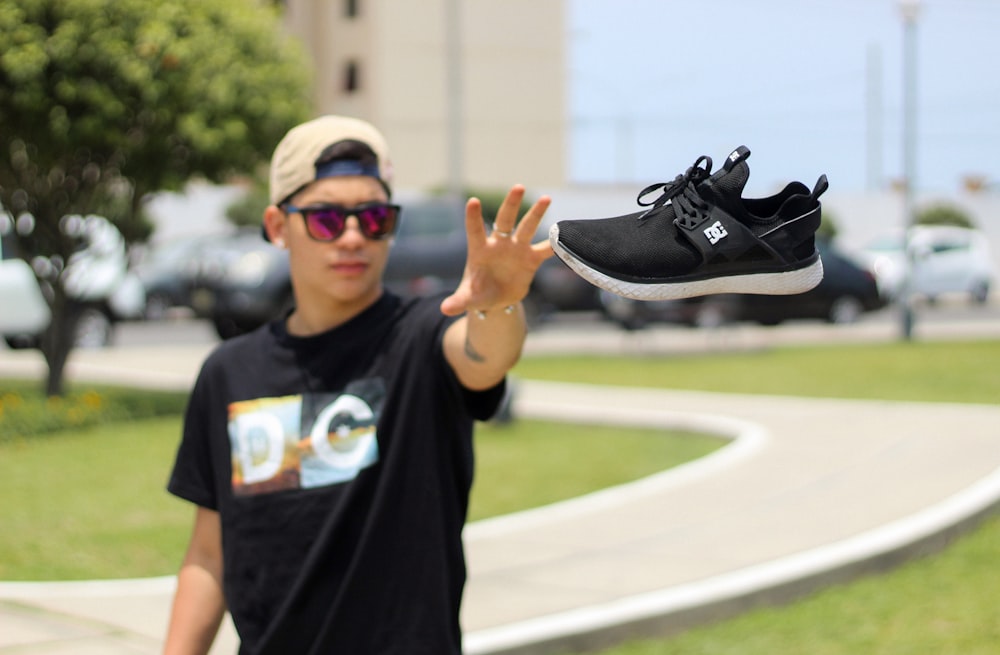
[168,293,505,655]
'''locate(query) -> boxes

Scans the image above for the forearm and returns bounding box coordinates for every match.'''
[163,560,226,655]
[445,302,527,390]
[164,507,226,655]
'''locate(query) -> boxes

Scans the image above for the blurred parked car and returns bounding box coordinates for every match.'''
[134,234,217,319]
[526,256,603,321]
[859,225,994,304]
[601,238,886,330]
[523,212,605,322]
[381,197,469,297]
[186,228,291,338]
[1,214,145,349]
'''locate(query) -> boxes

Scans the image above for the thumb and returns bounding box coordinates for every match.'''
[440,290,469,317]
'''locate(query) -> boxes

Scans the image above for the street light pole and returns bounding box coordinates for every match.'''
[899,0,921,340]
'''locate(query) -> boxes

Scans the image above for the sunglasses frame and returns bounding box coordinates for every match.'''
[282,201,402,242]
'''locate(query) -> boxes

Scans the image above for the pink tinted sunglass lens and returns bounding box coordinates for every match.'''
[359,206,394,237]
[308,210,347,240]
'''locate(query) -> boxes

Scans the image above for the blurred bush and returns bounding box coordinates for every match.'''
[0,384,187,442]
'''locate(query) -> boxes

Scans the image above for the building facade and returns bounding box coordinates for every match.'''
[281,0,566,192]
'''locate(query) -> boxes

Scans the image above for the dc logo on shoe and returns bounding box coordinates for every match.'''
[704,220,728,245]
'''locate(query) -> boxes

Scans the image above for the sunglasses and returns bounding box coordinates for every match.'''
[282,202,402,241]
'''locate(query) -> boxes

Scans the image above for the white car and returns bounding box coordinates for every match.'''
[860,226,995,304]
[1,214,145,349]
[0,235,51,336]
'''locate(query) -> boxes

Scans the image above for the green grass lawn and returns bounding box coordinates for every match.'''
[0,417,191,580]
[0,412,717,580]
[472,421,718,522]
[514,339,1000,404]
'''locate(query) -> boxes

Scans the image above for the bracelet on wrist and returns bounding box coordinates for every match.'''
[474,305,516,320]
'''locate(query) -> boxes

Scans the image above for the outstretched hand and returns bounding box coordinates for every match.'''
[440,185,553,317]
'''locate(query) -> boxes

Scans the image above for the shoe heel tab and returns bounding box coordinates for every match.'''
[723,146,751,172]
[810,174,829,200]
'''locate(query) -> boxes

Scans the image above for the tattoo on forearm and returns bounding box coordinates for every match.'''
[464,336,486,363]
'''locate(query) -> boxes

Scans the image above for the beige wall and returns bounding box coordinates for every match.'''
[282,0,565,192]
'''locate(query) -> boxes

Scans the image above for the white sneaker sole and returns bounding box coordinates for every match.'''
[549,223,825,301]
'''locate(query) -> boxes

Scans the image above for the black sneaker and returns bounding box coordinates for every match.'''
[549,146,828,300]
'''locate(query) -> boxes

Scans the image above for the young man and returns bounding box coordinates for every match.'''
[163,115,553,655]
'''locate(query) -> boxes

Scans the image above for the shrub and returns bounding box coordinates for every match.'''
[0,381,188,442]
[917,203,976,229]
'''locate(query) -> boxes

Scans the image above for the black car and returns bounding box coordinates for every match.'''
[135,234,218,320]
[601,238,887,330]
[187,228,291,338]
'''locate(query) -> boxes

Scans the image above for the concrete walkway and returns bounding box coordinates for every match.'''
[1,332,999,654]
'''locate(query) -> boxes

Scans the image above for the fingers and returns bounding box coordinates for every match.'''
[469,184,551,244]
[490,184,551,242]
[465,197,487,243]
[493,185,526,234]
[515,194,552,242]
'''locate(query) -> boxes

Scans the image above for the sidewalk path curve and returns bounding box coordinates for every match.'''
[1,339,999,655]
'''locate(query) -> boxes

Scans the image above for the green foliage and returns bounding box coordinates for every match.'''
[916,202,976,229]
[225,179,270,228]
[0,379,189,442]
[89,182,156,242]
[0,0,311,230]
[0,0,312,394]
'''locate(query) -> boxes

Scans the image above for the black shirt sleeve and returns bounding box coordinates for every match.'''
[167,358,223,510]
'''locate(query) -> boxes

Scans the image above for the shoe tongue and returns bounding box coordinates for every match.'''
[702,146,750,198]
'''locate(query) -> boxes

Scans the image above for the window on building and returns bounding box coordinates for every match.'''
[344,60,360,93]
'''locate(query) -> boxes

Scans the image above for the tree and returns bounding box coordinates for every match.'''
[225,177,270,228]
[0,0,311,395]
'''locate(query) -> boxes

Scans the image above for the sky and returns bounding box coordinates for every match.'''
[566,0,1000,196]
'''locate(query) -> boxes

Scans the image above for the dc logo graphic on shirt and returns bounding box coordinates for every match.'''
[228,380,383,496]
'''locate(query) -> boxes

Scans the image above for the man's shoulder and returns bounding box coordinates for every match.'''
[200,323,277,371]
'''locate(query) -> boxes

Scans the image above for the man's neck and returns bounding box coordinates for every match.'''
[285,289,384,337]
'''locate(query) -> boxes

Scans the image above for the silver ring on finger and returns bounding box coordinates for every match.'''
[491,222,513,238]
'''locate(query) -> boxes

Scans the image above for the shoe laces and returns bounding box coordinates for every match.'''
[636,155,713,225]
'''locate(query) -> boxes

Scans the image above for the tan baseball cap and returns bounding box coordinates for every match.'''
[268,115,394,206]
